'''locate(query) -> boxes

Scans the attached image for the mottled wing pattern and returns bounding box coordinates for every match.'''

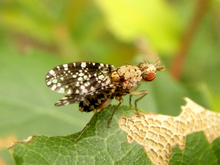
[55,85,116,107]
[45,62,117,106]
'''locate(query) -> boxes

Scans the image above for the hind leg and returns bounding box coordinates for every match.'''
[108,96,123,127]
[74,110,98,142]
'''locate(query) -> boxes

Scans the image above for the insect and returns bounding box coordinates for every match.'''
[45,59,164,141]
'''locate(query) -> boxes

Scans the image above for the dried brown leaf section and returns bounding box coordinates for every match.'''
[7,136,33,149]
[119,97,220,165]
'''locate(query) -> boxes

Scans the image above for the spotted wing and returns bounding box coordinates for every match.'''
[45,62,117,105]
[54,86,116,107]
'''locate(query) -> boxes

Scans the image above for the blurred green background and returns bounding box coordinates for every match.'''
[0,0,219,164]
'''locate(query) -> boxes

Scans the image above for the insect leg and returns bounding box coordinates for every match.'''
[74,110,98,142]
[97,98,112,112]
[108,96,123,127]
[129,84,141,107]
[129,90,148,113]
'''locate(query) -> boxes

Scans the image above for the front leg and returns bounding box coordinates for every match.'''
[129,90,148,114]
[129,84,141,107]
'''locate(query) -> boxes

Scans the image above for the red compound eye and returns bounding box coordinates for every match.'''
[145,72,156,81]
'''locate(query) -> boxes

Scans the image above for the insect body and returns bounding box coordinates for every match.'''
[45,59,164,141]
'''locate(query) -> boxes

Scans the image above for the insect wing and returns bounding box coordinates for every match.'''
[45,62,116,96]
[54,84,116,107]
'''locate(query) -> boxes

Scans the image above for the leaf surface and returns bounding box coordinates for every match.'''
[9,100,220,165]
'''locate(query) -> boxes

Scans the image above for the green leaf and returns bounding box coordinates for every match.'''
[169,132,220,165]
[8,105,151,165]
[8,104,220,165]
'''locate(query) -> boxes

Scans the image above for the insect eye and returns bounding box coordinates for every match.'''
[143,72,156,81]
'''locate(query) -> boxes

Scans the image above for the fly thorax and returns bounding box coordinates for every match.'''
[113,65,142,90]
